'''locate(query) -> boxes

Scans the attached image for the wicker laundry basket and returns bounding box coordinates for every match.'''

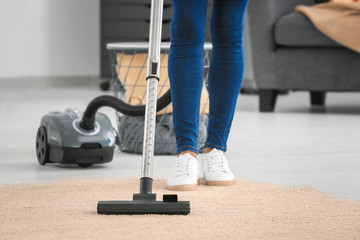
[107,42,212,155]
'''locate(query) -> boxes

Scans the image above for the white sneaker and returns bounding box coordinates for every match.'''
[202,148,235,186]
[167,153,202,191]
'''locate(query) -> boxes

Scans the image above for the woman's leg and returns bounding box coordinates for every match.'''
[168,0,208,156]
[205,0,249,152]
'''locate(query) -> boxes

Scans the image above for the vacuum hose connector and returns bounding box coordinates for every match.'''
[80,91,171,130]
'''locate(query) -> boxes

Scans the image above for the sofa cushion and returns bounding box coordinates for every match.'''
[274,11,342,47]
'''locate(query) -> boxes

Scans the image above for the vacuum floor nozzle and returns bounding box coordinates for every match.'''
[97,193,190,215]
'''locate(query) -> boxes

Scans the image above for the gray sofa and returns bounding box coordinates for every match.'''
[247,0,360,112]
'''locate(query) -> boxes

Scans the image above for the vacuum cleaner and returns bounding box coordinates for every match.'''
[35,0,190,214]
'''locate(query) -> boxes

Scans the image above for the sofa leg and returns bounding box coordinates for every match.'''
[310,91,326,106]
[259,90,278,112]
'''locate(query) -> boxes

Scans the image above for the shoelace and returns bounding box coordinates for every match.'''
[206,151,230,172]
[173,156,196,177]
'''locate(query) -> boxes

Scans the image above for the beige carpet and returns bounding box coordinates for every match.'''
[1,178,360,240]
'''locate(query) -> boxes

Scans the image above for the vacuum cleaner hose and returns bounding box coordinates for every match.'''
[80,89,171,130]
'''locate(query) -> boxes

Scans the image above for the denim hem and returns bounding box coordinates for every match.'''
[176,145,199,154]
[205,142,227,152]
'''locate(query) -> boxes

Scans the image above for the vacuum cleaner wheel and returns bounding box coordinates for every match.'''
[36,126,49,165]
[78,163,93,168]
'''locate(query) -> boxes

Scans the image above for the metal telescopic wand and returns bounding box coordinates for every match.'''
[97,0,190,215]
[139,0,164,194]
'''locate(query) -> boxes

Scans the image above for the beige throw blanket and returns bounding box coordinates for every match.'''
[296,2,360,53]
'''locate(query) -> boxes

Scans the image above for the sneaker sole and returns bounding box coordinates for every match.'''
[205,179,236,186]
[166,179,200,191]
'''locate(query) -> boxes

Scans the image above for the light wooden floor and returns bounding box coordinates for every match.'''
[0,79,359,201]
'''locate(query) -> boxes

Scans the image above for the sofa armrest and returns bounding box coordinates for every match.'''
[247,0,314,89]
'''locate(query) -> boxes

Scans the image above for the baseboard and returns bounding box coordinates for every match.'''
[0,76,101,90]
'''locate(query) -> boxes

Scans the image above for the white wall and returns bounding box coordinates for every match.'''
[0,0,100,78]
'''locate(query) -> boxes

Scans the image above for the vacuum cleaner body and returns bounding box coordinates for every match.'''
[36,109,115,167]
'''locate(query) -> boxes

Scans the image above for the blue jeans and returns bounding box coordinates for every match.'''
[168,0,249,154]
